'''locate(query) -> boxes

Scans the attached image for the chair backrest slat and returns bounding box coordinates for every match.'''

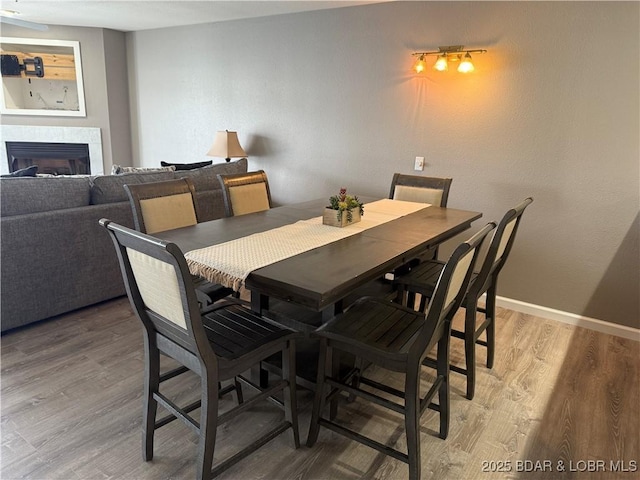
[228,182,271,216]
[126,247,187,329]
[442,247,475,310]
[494,217,518,265]
[392,185,444,206]
[139,193,198,234]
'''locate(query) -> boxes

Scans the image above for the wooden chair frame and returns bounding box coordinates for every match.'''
[306,223,495,480]
[100,219,300,479]
[217,170,272,217]
[389,174,453,266]
[394,197,534,399]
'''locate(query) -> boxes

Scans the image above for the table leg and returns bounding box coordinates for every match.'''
[321,299,343,323]
[251,292,271,388]
[251,292,269,314]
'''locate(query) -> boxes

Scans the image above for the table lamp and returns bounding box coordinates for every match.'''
[207,130,247,162]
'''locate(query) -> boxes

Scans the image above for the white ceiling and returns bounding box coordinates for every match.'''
[0,0,389,33]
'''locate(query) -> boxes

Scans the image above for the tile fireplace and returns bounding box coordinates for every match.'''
[1,125,103,175]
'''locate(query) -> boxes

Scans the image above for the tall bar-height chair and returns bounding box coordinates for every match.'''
[124,178,234,306]
[394,197,533,399]
[217,170,272,217]
[389,173,453,270]
[307,223,495,480]
[100,219,301,480]
[124,178,241,400]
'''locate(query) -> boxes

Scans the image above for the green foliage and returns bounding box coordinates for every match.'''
[328,188,365,223]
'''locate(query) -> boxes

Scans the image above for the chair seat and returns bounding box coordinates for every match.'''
[202,303,301,376]
[396,259,479,297]
[314,297,434,371]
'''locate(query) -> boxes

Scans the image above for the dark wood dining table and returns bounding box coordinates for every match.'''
[157,197,481,387]
[156,197,482,321]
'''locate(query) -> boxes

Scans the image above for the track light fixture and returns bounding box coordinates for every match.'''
[412,45,487,74]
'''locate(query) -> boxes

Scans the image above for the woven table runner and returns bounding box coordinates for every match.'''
[184,199,429,291]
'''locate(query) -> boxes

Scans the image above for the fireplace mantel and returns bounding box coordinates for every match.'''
[1,126,103,175]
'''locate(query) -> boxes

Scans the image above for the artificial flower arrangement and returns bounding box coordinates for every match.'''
[325,187,365,225]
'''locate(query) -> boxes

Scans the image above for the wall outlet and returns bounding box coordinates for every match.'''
[414,156,425,171]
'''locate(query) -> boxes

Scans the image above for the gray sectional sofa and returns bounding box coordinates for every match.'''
[0,158,247,332]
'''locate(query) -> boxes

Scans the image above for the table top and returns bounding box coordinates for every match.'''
[156,197,482,314]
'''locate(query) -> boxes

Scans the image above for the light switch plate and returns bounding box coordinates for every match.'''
[414,156,425,171]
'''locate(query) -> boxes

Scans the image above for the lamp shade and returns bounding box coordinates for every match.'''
[434,54,448,72]
[457,53,475,73]
[207,130,247,161]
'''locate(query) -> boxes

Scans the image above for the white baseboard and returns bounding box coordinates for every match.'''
[495,296,640,341]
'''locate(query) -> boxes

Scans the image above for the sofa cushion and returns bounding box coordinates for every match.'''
[1,176,91,216]
[177,158,247,191]
[90,171,177,204]
[161,160,213,171]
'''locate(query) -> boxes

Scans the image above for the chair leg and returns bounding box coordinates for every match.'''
[283,339,300,448]
[436,331,451,439]
[329,348,341,421]
[306,339,329,447]
[405,364,422,480]
[406,291,417,310]
[142,338,159,462]
[464,300,478,401]
[234,377,244,404]
[485,286,497,369]
[196,372,219,480]
[348,357,363,403]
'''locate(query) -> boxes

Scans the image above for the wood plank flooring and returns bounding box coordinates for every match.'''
[1,297,638,479]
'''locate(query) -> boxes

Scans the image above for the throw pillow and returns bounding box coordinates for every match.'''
[112,165,176,174]
[161,160,213,171]
[1,165,38,177]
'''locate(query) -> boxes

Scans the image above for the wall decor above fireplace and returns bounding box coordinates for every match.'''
[0,37,86,117]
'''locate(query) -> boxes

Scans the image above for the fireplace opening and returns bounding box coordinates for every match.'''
[6,141,90,175]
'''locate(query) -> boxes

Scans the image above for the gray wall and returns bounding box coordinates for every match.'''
[134,1,634,328]
[0,24,132,172]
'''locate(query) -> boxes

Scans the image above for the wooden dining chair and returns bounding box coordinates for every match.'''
[389,173,453,268]
[100,219,301,480]
[217,170,272,217]
[389,173,452,207]
[306,223,495,480]
[123,178,234,306]
[394,197,533,400]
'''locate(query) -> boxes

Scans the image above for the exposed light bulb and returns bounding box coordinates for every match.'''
[457,52,475,73]
[434,54,448,72]
[414,55,426,73]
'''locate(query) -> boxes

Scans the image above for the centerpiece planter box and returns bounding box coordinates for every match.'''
[323,208,361,227]
[323,188,364,227]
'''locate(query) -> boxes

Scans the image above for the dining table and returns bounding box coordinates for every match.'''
[156,196,482,387]
[156,196,481,318]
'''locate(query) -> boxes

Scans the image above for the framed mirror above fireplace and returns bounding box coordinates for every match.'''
[0,37,86,117]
